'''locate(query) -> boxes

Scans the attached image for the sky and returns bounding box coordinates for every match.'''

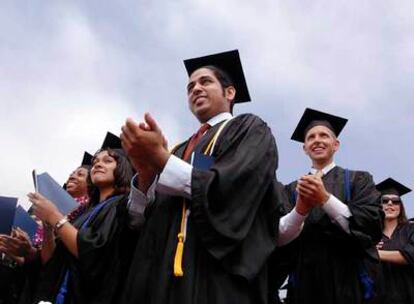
[1,0,413,215]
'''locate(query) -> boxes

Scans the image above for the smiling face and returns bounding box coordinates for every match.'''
[382,194,402,221]
[303,125,340,168]
[65,167,89,198]
[90,150,117,189]
[187,67,235,123]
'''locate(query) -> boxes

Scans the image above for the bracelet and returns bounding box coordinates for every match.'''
[54,217,69,233]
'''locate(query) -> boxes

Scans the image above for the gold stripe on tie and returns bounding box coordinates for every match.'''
[315,170,324,178]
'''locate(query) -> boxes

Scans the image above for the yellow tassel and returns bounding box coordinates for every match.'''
[173,233,185,277]
[171,122,230,277]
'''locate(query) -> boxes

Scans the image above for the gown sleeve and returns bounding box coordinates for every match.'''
[399,224,414,268]
[347,171,384,252]
[76,196,134,281]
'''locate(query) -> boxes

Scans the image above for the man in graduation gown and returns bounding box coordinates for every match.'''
[120,50,289,304]
[283,108,383,304]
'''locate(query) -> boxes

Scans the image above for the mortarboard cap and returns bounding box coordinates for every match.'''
[376,178,411,197]
[81,151,93,166]
[291,108,348,143]
[184,49,251,103]
[101,132,122,150]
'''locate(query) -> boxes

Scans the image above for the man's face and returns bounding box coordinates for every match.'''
[187,67,235,123]
[303,125,340,164]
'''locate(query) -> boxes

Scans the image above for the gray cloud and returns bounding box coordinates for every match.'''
[1,0,413,214]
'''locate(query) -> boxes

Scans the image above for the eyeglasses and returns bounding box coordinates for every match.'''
[381,196,401,205]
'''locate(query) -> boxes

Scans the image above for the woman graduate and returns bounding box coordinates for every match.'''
[1,151,93,265]
[28,146,135,304]
[0,152,94,304]
[39,152,93,265]
[376,178,414,304]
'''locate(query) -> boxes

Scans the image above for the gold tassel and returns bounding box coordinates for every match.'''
[173,233,185,277]
[172,120,230,277]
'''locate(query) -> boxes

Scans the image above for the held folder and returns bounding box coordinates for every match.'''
[0,196,18,235]
[34,171,78,215]
[13,206,39,241]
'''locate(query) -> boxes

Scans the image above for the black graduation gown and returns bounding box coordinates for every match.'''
[379,223,414,304]
[284,166,383,304]
[16,255,42,304]
[0,261,25,304]
[28,194,137,304]
[267,181,296,304]
[122,114,282,304]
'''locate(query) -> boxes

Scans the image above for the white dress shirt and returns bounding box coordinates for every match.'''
[277,162,353,246]
[127,112,232,229]
[310,162,352,233]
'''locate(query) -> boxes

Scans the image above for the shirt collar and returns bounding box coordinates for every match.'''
[310,162,336,175]
[206,112,233,127]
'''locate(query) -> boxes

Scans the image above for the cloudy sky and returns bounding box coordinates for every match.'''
[1,0,413,215]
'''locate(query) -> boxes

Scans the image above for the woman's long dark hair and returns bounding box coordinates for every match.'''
[398,200,409,225]
[88,148,134,205]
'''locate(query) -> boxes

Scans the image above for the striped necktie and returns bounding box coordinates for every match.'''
[182,123,210,161]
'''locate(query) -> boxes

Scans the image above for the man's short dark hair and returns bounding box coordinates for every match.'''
[203,65,236,111]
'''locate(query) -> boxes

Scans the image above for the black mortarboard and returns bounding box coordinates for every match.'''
[291,108,348,143]
[81,152,93,166]
[376,178,412,197]
[183,49,251,103]
[101,132,122,150]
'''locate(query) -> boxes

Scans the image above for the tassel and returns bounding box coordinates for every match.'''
[173,233,185,277]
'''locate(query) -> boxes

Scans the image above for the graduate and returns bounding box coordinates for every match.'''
[0,152,95,304]
[63,152,92,222]
[26,141,136,304]
[376,178,414,304]
[0,150,91,267]
[283,108,383,304]
[64,152,92,205]
[38,151,93,265]
[120,50,287,304]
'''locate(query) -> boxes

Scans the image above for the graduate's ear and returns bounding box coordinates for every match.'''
[303,143,309,156]
[224,86,236,103]
[333,139,340,153]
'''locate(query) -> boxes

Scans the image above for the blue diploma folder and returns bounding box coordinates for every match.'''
[35,172,78,215]
[13,206,39,241]
[0,196,18,235]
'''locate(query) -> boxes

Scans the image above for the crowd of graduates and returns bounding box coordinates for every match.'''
[0,49,413,304]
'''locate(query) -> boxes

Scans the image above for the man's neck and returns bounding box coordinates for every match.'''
[312,159,334,170]
[203,112,233,127]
